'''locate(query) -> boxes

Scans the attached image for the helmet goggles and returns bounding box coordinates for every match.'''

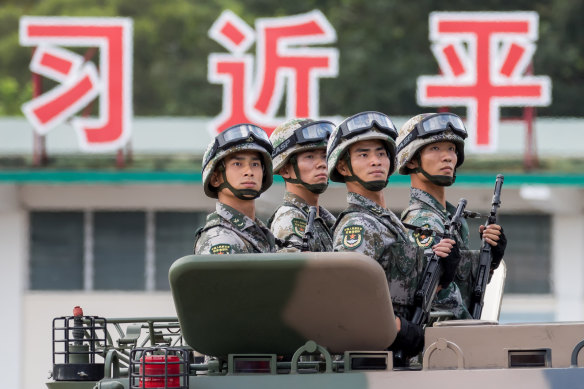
[328,111,398,159]
[397,113,467,154]
[272,120,334,158]
[203,124,272,170]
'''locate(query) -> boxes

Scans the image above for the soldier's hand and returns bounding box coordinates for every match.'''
[480,224,507,269]
[480,224,502,246]
[389,316,424,359]
[432,238,461,288]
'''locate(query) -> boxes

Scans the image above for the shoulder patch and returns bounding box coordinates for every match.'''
[342,225,364,249]
[413,224,434,248]
[291,218,307,237]
[210,244,232,255]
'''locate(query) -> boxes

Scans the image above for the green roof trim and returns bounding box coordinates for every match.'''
[0,170,583,186]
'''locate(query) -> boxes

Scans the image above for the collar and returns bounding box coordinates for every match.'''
[347,192,388,217]
[284,191,336,229]
[284,191,312,214]
[409,188,452,217]
[216,202,256,231]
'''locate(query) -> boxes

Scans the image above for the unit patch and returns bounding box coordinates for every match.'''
[292,218,307,237]
[342,225,363,249]
[414,224,434,248]
[210,244,232,255]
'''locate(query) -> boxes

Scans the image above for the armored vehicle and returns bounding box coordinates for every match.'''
[48,252,584,389]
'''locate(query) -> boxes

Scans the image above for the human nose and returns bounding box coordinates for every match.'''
[370,154,382,166]
[316,155,327,168]
[242,161,254,176]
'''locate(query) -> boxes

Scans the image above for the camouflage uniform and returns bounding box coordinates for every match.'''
[195,123,276,255]
[269,192,336,252]
[401,188,478,315]
[333,192,425,318]
[194,202,276,254]
[395,113,476,319]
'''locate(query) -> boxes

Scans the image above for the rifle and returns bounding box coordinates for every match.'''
[301,206,317,252]
[410,198,468,326]
[469,174,504,319]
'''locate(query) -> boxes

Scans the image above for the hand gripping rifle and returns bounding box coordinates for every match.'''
[470,174,504,319]
[301,206,317,252]
[410,198,468,326]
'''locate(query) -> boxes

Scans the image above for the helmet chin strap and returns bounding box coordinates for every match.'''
[215,164,261,200]
[283,156,329,195]
[342,154,388,192]
[413,166,456,186]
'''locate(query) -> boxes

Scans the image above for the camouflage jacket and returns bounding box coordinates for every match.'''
[401,188,480,312]
[269,192,336,252]
[194,202,276,254]
[333,192,425,317]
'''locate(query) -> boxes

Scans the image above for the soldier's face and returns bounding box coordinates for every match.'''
[345,140,390,181]
[212,151,263,192]
[418,141,458,177]
[287,148,328,184]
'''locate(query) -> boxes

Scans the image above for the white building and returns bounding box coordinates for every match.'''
[1,117,583,389]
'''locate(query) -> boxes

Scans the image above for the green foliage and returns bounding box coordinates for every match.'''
[0,0,582,117]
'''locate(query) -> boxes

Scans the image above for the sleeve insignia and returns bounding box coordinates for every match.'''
[292,218,307,237]
[342,225,363,249]
[413,224,434,248]
[210,244,232,255]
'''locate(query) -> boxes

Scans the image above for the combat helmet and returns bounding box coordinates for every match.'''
[326,111,398,191]
[396,112,467,186]
[202,123,273,199]
[270,118,334,194]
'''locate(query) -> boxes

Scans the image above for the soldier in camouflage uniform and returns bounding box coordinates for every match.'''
[327,111,461,360]
[194,124,277,254]
[268,118,336,252]
[396,113,507,315]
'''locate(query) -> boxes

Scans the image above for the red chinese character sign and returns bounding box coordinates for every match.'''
[20,17,133,152]
[417,12,551,152]
[208,10,338,136]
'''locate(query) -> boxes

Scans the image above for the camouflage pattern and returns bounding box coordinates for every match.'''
[401,188,480,311]
[327,126,397,183]
[269,192,336,252]
[333,192,425,317]
[396,113,465,175]
[270,118,328,174]
[202,137,273,198]
[194,202,276,254]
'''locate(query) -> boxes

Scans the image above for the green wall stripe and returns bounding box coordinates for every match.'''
[0,170,583,186]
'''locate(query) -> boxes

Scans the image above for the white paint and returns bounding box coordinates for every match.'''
[552,212,584,321]
[0,186,27,389]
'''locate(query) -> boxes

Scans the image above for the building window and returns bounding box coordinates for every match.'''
[93,212,146,290]
[466,214,551,294]
[29,212,84,290]
[29,210,206,291]
[155,212,207,290]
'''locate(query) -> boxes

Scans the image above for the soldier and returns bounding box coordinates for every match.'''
[396,112,507,316]
[194,123,277,255]
[268,118,336,252]
[328,111,461,360]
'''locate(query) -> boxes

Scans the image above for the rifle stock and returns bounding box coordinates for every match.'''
[470,174,504,319]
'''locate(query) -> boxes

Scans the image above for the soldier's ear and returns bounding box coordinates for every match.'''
[336,159,350,177]
[210,169,223,187]
[406,159,418,170]
[279,163,292,179]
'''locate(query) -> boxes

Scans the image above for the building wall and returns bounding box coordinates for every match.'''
[0,182,582,388]
[1,116,584,388]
